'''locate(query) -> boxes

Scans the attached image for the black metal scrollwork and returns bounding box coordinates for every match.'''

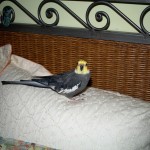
[86,10,110,31]
[0,0,149,37]
[1,6,15,27]
[0,0,41,25]
[86,1,147,35]
[140,6,150,36]
[38,0,89,28]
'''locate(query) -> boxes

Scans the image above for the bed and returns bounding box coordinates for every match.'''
[0,0,150,150]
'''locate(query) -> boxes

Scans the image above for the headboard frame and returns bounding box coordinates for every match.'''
[0,0,150,101]
[0,28,150,101]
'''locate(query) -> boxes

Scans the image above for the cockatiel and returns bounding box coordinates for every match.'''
[2,60,91,98]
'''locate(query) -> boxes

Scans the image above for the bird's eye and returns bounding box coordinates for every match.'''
[85,63,87,66]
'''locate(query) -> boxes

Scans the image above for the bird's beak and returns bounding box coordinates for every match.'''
[80,65,84,71]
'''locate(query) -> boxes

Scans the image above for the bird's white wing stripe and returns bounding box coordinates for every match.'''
[58,83,81,94]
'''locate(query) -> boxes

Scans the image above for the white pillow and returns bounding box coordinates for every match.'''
[11,54,51,76]
[1,62,150,150]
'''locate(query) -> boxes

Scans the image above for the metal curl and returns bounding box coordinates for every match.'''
[40,7,59,26]
[1,6,15,27]
[38,2,59,27]
[95,11,103,22]
[46,8,55,19]
[86,9,110,30]
[38,0,89,28]
[140,6,150,36]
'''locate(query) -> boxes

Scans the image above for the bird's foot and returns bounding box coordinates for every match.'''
[68,93,85,101]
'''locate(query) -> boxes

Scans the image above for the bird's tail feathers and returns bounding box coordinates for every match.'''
[2,81,22,85]
[1,80,48,88]
[32,75,52,79]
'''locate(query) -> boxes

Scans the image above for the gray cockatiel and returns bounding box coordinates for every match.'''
[2,60,91,98]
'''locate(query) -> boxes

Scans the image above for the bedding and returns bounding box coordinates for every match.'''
[0,44,12,75]
[0,137,57,150]
[0,44,150,150]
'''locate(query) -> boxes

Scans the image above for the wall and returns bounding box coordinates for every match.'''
[0,0,149,33]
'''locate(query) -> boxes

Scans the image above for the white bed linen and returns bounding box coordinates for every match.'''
[0,44,150,150]
[0,62,150,150]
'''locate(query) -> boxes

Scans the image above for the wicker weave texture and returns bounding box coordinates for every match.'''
[0,31,150,101]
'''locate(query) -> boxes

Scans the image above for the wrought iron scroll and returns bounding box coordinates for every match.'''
[0,0,41,25]
[38,0,89,28]
[0,0,150,36]
[140,5,150,35]
[86,1,147,35]
[1,6,15,27]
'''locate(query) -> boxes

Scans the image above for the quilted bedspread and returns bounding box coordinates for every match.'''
[0,63,150,150]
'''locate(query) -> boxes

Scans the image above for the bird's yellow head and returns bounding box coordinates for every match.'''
[75,60,90,74]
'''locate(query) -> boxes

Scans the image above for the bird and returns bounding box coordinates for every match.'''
[1,60,91,98]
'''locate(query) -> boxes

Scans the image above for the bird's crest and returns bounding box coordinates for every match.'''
[75,59,90,74]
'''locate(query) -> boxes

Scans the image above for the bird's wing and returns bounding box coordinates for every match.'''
[32,71,82,94]
[31,70,74,87]
[32,70,73,79]
[56,73,82,94]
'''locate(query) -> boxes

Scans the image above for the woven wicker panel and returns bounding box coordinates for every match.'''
[0,31,150,101]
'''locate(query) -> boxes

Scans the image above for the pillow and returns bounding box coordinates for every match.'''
[1,60,150,150]
[0,44,12,75]
[11,54,51,76]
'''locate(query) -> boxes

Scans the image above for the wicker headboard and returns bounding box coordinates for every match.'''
[0,28,150,101]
